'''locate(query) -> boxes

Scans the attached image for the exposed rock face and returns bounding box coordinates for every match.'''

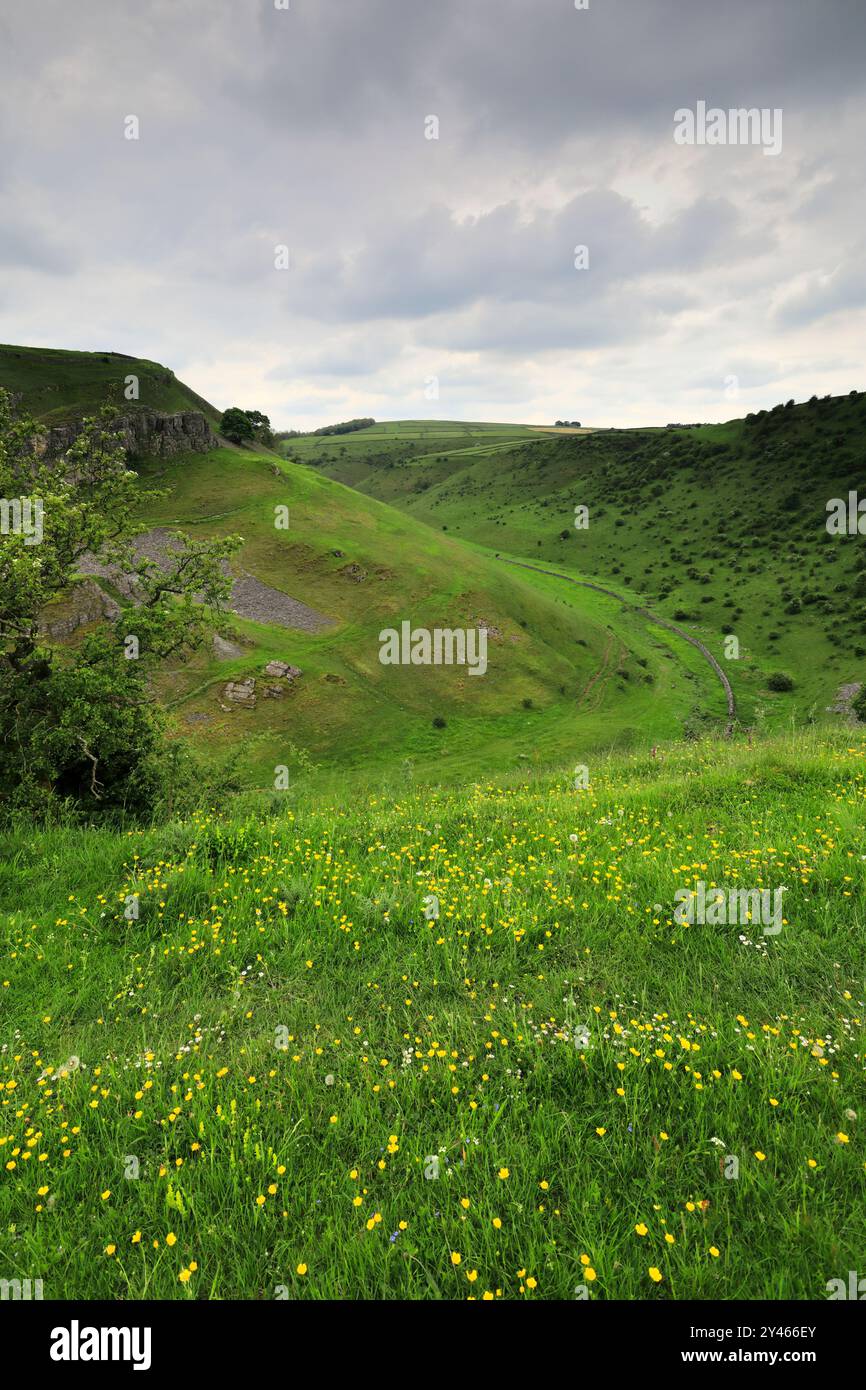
[39,410,215,460]
[38,579,120,639]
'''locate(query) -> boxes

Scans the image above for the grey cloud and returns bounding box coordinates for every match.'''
[0,0,863,427]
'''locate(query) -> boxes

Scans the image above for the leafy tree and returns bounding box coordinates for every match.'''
[244,410,270,431]
[0,390,242,819]
[312,417,374,437]
[219,407,255,444]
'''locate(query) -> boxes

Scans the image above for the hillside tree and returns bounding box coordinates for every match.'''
[0,389,242,818]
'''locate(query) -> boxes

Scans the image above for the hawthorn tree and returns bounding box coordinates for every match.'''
[219,406,255,444]
[0,389,242,819]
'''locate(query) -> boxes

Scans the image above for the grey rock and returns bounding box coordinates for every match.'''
[264,660,302,680]
[38,578,120,639]
[223,678,256,708]
[80,528,335,633]
[37,410,216,461]
[213,633,246,660]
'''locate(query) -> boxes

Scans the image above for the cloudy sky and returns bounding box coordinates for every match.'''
[1,0,865,429]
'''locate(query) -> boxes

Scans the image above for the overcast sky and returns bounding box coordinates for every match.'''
[1,0,865,429]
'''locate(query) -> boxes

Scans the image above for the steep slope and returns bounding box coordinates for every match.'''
[2,346,715,787]
[134,444,707,786]
[301,395,866,731]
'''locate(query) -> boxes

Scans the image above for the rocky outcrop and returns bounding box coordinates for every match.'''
[39,410,216,460]
[223,678,257,708]
[264,660,302,681]
[38,578,121,639]
[221,662,303,711]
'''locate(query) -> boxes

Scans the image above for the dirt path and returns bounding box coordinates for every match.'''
[499,557,736,735]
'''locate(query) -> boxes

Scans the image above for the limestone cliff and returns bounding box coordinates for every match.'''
[39,409,216,459]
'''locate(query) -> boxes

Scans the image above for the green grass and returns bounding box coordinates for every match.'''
[0,344,221,427]
[302,395,866,734]
[119,444,718,787]
[2,342,722,785]
[0,729,863,1299]
[8,348,863,788]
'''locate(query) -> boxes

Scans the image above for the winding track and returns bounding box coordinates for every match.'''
[498,557,736,736]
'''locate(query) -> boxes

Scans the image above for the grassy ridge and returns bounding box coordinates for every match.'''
[0,729,863,1299]
[134,446,659,785]
[0,344,222,427]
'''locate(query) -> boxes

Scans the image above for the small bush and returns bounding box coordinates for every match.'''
[767,672,795,692]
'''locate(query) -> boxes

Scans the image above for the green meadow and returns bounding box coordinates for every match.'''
[1,348,864,1301]
[1,729,864,1299]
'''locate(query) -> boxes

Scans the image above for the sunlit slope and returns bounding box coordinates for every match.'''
[302,394,866,731]
[134,445,710,785]
[1,346,728,782]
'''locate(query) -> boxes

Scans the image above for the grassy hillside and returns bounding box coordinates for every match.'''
[134,444,711,788]
[2,346,729,789]
[301,396,866,732]
[7,346,862,790]
[1,728,862,1299]
[0,344,222,427]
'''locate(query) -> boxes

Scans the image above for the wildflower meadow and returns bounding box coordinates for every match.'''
[2,731,863,1301]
